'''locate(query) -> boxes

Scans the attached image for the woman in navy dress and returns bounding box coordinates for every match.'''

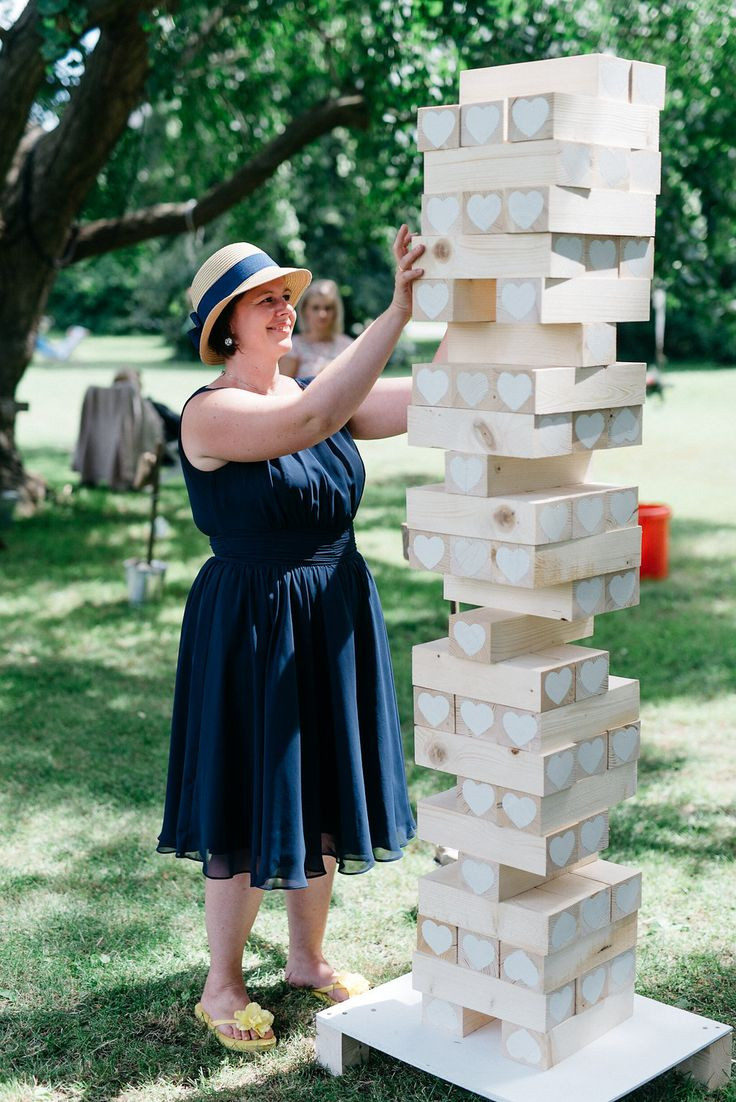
[157,227,429,1051]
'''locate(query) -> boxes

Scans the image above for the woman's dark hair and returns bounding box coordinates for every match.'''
[209,294,243,359]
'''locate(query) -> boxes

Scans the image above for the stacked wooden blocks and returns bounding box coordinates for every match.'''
[407,53,664,1070]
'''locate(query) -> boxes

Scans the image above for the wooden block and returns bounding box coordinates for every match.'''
[408,406,573,458]
[605,568,640,611]
[628,148,662,193]
[630,60,667,108]
[460,100,505,146]
[578,810,610,857]
[572,408,609,451]
[417,104,460,151]
[448,606,594,663]
[444,569,637,620]
[574,485,639,538]
[575,858,642,920]
[462,190,506,234]
[417,914,458,962]
[444,453,593,496]
[575,733,609,779]
[456,776,498,822]
[607,947,636,992]
[407,529,450,574]
[496,277,651,325]
[412,363,454,406]
[502,186,655,237]
[459,54,632,105]
[607,721,641,768]
[537,643,609,701]
[454,696,497,738]
[445,320,616,367]
[607,405,643,448]
[499,912,637,994]
[508,92,659,151]
[619,237,654,278]
[496,764,635,836]
[577,960,610,1010]
[421,993,494,1037]
[414,685,454,732]
[415,725,578,796]
[541,879,612,936]
[421,193,462,237]
[457,927,500,975]
[586,236,619,278]
[417,232,586,279]
[315,1019,370,1074]
[677,1031,733,1091]
[413,278,496,323]
[501,987,634,1068]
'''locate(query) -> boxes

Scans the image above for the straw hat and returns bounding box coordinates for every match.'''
[188,243,312,365]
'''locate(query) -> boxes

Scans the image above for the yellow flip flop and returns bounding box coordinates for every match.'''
[194,1001,277,1052]
[309,971,371,1006]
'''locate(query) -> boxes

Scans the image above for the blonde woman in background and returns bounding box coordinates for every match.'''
[279,279,353,378]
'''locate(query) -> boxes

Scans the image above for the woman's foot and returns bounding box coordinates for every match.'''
[199,978,275,1042]
[285,957,367,1004]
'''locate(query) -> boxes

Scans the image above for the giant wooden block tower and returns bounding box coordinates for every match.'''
[406,53,664,1070]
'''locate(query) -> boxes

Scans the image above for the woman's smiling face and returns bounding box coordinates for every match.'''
[229,277,296,360]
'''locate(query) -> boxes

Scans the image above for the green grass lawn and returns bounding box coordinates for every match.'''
[1,339,734,1101]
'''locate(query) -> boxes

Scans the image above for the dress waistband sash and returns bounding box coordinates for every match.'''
[210,527,357,567]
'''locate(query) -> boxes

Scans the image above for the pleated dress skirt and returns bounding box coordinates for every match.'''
[157,384,415,888]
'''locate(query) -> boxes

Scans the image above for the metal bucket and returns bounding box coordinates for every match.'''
[124,558,167,606]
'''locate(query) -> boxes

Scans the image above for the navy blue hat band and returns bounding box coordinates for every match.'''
[188,251,277,351]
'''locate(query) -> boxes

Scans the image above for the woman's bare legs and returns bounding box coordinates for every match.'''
[284,856,349,1003]
[200,873,275,1041]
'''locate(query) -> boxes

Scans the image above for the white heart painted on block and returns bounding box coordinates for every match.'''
[550,910,577,949]
[460,700,494,737]
[416,692,450,728]
[503,949,539,987]
[582,967,607,1005]
[610,950,636,988]
[453,538,489,577]
[554,235,584,263]
[574,411,605,448]
[577,737,605,775]
[601,59,630,99]
[576,496,604,533]
[500,280,538,320]
[502,793,537,830]
[615,881,641,916]
[462,933,496,971]
[609,571,637,607]
[610,490,637,526]
[589,238,617,270]
[585,326,613,364]
[457,371,490,407]
[466,192,502,231]
[497,372,532,412]
[453,620,486,656]
[580,815,606,854]
[449,455,484,493]
[540,503,567,542]
[575,576,604,613]
[561,143,592,182]
[549,830,576,868]
[421,919,453,956]
[546,750,574,789]
[613,726,639,762]
[422,109,456,148]
[544,667,572,705]
[502,712,538,748]
[507,190,545,230]
[549,984,574,1024]
[610,407,639,444]
[425,997,459,1031]
[623,238,650,276]
[580,657,608,694]
[462,779,495,817]
[412,534,445,570]
[416,367,450,404]
[426,196,460,235]
[496,546,530,584]
[598,148,629,187]
[460,858,496,895]
[466,103,501,144]
[506,1028,542,1065]
[416,282,450,320]
[581,893,610,931]
[511,96,550,138]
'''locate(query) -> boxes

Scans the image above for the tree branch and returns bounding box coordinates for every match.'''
[67,94,369,261]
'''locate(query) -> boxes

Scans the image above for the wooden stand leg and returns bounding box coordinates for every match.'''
[676,1032,733,1092]
[315,1018,371,1076]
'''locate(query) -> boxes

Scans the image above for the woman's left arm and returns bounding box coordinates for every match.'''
[347,330,448,439]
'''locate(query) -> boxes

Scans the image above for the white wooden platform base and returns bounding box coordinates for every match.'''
[315,974,732,1100]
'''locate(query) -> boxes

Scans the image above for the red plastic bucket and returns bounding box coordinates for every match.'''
[638,503,672,580]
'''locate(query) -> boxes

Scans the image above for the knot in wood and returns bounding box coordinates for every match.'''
[433,239,451,261]
[474,420,496,451]
[428,741,447,765]
[493,505,516,529]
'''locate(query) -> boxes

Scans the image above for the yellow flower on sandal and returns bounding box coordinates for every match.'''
[233,1002,274,1037]
[310,971,371,1004]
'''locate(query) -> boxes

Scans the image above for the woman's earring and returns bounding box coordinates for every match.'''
[223,336,234,349]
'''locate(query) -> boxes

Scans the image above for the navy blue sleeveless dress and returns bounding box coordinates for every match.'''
[157,382,415,889]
